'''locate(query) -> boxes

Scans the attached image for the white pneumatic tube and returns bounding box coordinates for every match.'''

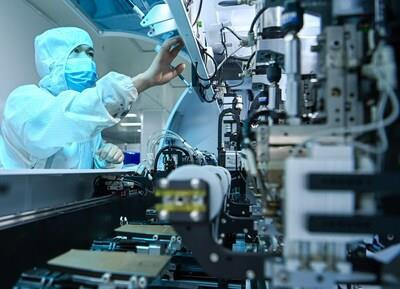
[284,32,301,118]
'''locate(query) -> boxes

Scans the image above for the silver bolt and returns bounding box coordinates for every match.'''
[242,211,246,215]
[159,210,169,221]
[387,234,395,241]
[246,270,256,280]
[190,178,201,189]
[243,228,249,234]
[190,210,201,222]
[101,273,111,282]
[209,252,219,263]
[159,178,169,189]
[129,276,137,288]
[221,218,227,224]
[138,276,147,288]
[152,234,159,240]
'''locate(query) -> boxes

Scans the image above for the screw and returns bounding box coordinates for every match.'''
[246,270,256,280]
[129,276,137,287]
[210,253,219,263]
[138,276,147,288]
[101,273,111,282]
[190,210,201,222]
[159,178,169,188]
[159,210,169,221]
[190,178,200,189]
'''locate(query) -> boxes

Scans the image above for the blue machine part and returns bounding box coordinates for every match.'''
[124,151,141,165]
[68,0,170,38]
[164,88,220,155]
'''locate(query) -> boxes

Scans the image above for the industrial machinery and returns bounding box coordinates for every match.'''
[3,0,400,288]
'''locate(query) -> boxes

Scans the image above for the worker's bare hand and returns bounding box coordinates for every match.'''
[96,143,124,164]
[132,37,186,92]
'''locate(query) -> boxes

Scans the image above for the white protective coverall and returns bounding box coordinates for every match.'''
[0,27,137,169]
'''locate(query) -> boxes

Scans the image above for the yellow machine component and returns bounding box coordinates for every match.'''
[155,188,207,213]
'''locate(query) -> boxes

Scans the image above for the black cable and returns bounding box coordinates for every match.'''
[249,6,268,34]
[218,0,239,6]
[185,0,193,9]
[193,38,218,82]
[220,27,228,57]
[220,25,243,59]
[192,0,203,27]
[246,51,256,69]
[153,145,193,173]
[199,82,217,103]
[249,110,270,125]
[221,25,243,41]
[194,50,218,81]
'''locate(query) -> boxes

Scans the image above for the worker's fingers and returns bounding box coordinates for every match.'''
[113,150,124,164]
[110,147,120,163]
[175,63,186,75]
[170,41,185,58]
[104,146,124,164]
[161,37,183,53]
[106,145,119,163]
[163,70,179,82]
[164,63,186,81]
[97,144,110,160]
[117,153,124,164]
[96,143,117,161]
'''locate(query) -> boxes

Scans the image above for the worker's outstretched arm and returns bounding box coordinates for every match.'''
[2,38,185,161]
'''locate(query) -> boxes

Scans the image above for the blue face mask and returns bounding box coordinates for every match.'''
[65,57,98,92]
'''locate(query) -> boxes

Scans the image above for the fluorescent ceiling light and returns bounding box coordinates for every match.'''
[120,122,142,127]
[125,113,137,118]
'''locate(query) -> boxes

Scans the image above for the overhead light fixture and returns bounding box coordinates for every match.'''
[137,129,142,133]
[125,113,137,118]
[119,122,142,127]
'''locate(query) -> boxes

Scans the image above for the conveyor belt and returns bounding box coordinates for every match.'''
[48,249,170,277]
[115,224,177,237]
